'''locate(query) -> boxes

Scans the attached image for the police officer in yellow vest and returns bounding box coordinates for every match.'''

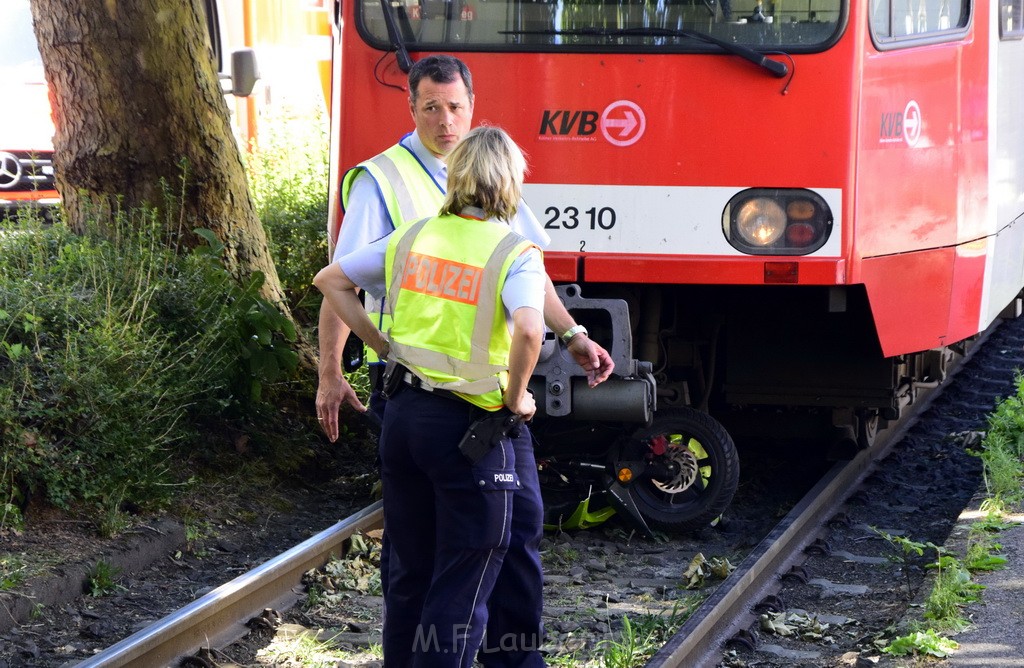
[315,127,547,667]
[316,54,613,441]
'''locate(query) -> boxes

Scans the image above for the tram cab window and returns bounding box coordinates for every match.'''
[1001,0,1024,38]
[359,0,846,53]
[871,0,969,41]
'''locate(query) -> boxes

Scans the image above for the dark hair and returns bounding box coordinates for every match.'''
[408,55,474,104]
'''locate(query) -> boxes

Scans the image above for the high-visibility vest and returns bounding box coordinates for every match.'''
[384,214,538,411]
[340,137,445,363]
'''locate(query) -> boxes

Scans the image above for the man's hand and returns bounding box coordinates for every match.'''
[316,372,366,443]
[567,335,615,387]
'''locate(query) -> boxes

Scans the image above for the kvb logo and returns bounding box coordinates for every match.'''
[538,100,646,147]
[538,110,599,141]
[600,100,645,147]
[878,100,922,147]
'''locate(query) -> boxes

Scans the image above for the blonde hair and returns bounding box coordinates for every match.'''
[440,126,527,222]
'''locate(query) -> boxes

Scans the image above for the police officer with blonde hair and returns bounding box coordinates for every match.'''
[314,126,547,667]
[317,54,612,438]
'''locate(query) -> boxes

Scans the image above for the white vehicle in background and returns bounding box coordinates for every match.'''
[0,0,58,219]
[0,0,257,221]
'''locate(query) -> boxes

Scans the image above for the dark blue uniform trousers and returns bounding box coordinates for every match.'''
[380,386,545,668]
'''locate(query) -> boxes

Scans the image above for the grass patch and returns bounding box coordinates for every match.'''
[963,516,1010,573]
[595,598,700,668]
[255,631,348,668]
[0,553,28,590]
[973,371,1024,504]
[0,108,380,535]
[921,554,982,631]
[85,559,123,597]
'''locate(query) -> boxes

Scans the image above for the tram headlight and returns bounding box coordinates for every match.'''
[735,198,786,246]
[723,189,833,255]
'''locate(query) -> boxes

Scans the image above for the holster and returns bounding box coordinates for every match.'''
[341,291,367,373]
[342,332,364,373]
[380,358,404,399]
[457,409,524,464]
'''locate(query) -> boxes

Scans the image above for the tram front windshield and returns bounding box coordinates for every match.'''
[358,0,844,52]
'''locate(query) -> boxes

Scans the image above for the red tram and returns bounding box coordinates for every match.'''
[324,0,1024,532]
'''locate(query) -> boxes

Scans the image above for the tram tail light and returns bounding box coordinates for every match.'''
[723,189,833,255]
[785,222,817,246]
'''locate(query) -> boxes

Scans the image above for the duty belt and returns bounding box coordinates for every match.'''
[381,358,481,406]
[400,371,466,404]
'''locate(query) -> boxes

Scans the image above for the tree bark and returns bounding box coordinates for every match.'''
[28,0,291,315]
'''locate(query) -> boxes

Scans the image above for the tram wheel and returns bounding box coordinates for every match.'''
[613,407,739,533]
[856,409,883,449]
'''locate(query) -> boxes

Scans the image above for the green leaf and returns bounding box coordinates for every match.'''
[883,629,958,657]
[193,228,224,255]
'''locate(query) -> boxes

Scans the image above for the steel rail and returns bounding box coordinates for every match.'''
[74,501,384,668]
[647,447,889,668]
[647,325,993,668]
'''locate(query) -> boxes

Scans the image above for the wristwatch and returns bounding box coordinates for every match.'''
[560,324,588,344]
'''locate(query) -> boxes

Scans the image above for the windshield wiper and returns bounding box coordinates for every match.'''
[379,0,413,73]
[503,27,789,78]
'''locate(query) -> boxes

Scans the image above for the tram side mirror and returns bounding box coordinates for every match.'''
[227,48,260,97]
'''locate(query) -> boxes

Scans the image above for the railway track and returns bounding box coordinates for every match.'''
[72,316,1024,668]
[73,504,384,668]
[650,413,918,667]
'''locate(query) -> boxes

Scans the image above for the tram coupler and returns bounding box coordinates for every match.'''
[529,284,656,423]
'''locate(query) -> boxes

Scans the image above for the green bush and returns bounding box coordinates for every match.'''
[977,372,1024,504]
[0,112,336,533]
[246,113,377,406]
[0,207,298,528]
[247,110,330,326]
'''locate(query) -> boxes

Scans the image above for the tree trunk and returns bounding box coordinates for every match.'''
[28,0,290,315]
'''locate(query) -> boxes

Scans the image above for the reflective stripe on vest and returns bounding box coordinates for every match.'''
[384,215,537,410]
[340,139,445,363]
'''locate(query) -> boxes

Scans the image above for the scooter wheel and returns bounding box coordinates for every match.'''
[613,407,739,533]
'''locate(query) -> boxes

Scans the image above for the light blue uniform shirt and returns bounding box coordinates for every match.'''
[333,131,550,261]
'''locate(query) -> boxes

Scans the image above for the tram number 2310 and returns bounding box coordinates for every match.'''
[543,205,617,231]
